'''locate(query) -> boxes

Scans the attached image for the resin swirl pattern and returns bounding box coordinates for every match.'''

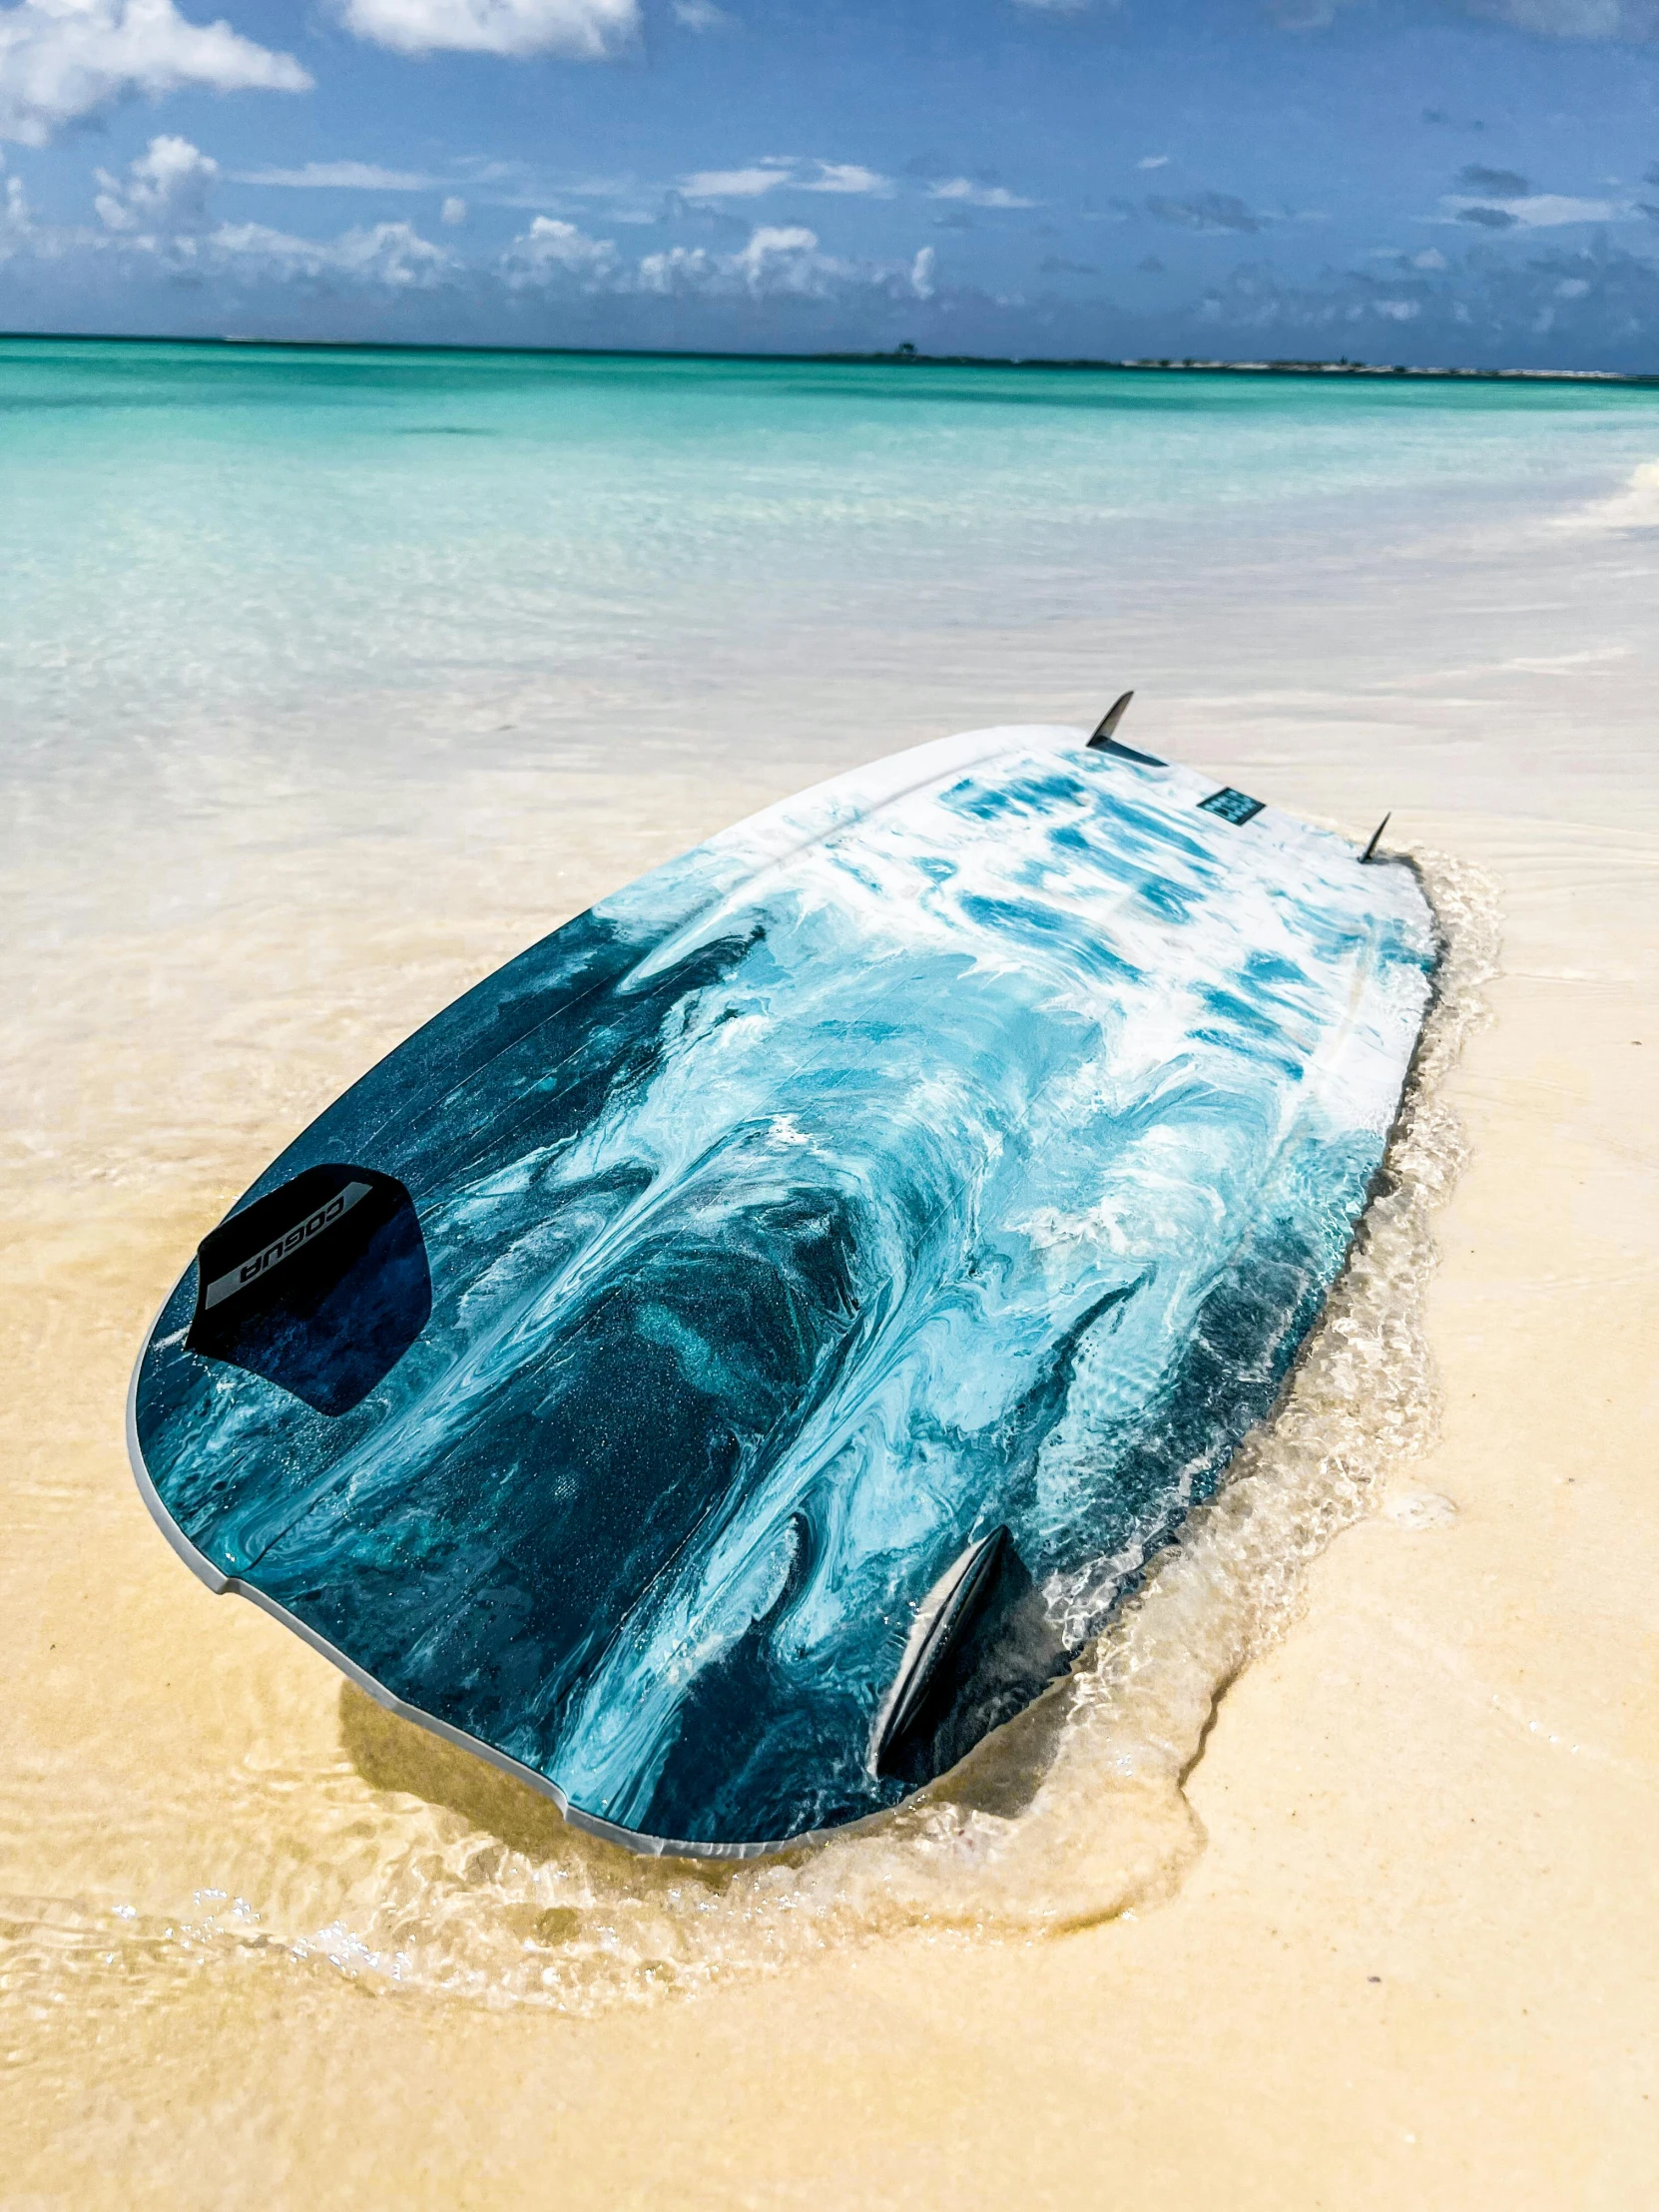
[130,728,1437,1854]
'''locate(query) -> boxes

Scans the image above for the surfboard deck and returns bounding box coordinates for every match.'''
[129,725,1438,1857]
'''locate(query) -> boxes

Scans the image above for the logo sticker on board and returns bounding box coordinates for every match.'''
[1199,788,1265,827]
[201,1180,374,1311]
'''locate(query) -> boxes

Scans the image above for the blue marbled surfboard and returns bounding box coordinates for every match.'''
[129,726,1437,1857]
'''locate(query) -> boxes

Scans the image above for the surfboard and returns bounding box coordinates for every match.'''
[128,723,1438,1858]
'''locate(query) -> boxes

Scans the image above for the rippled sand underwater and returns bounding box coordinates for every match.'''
[4,344,1656,2200]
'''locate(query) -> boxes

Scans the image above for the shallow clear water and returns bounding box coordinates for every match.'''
[1,339,1652,2046]
[5,338,1658,802]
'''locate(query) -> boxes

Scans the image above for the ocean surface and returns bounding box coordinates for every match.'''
[3,339,1656,2179]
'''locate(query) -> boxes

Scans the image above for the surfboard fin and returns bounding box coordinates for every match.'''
[1361,813,1391,863]
[871,1527,1071,1788]
[1089,691,1134,746]
[1086,690,1165,768]
[871,1529,1009,1777]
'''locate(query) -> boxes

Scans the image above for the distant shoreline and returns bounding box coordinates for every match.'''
[2,326,1656,388]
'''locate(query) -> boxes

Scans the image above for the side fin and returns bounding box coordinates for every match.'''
[1086,690,1165,767]
[871,1527,1009,1776]
[1088,691,1135,745]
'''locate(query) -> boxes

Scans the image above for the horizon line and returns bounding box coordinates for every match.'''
[2,327,1656,388]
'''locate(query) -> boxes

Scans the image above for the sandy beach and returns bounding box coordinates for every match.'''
[4,354,1656,2204]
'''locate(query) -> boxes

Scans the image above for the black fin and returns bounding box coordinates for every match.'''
[873,1528,1069,1787]
[1086,690,1165,767]
[1089,691,1134,745]
[1361,813,1391,863]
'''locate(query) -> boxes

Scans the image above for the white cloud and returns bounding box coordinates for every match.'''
[0,165,30,253]
[1271,0,1659,33]
[1265,0,1354,23]
[73,144,459,284]
[928,177,1036,209]
[637,222,836,297]
[336,0,637,58]
[1443,190,1636,226]
[679,160,792,199]
[95,129,216,231]
[800,162,889,196]
[1137,155,1169,171]
[501,210,618,285]
[633,222,931,303]
[0,0,309,147]
[678,156,890,202]
[235,160,435,191]
[1463,0,1652,35]
[672,0,731,25]
[440,194,466,225]
[211,217,458,286]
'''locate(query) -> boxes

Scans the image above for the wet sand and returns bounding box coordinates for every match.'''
[5,484,1657,2202]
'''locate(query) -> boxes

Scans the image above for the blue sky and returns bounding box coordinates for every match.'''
[3,0,1659,365]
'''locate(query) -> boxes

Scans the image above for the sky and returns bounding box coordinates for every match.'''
[2,0,1659,366]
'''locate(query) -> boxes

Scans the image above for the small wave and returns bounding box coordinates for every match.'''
[0,853,1498,2041]
[1556,458,1659,532]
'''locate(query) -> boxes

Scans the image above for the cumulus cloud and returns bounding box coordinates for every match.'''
[440,195,466,225]
[0,0,309,146]
[678,157,890,201]
[95,129,216,230]
[501,210,618,285]
[335,0,637,58]
[637,223,848,298]
[66,134,462,290]
[1146,191,1268,234]
[927,177,1035,209]
[212,217,458,286]
[481,212,934,308]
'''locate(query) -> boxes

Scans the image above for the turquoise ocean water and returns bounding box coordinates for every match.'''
[6,338,1659,806]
